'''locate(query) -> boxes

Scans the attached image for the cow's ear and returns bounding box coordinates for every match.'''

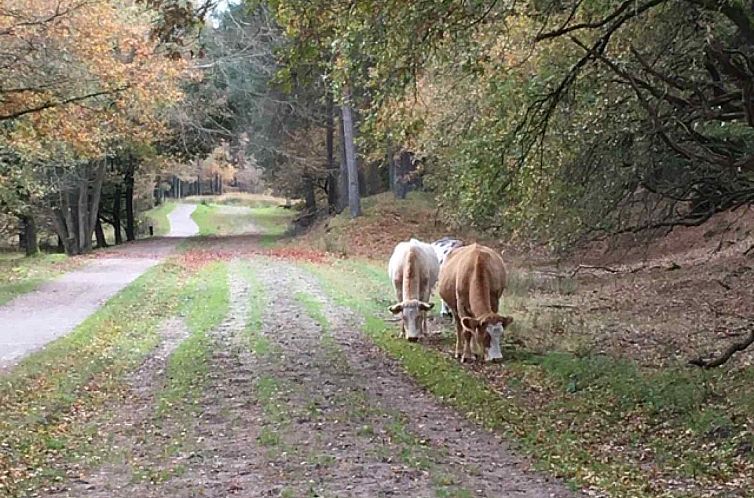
[389,304,403,314]
[502,316,514,327]
[419,301,434,311]
[461,316,479,331]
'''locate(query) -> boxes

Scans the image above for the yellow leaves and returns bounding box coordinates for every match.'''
[1,0,188,159]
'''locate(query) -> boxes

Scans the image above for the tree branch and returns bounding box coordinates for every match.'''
[0,86,128,121]
[689,327,754,368]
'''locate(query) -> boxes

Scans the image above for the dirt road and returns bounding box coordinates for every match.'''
[0,204,197,368]
[47,253,576,498]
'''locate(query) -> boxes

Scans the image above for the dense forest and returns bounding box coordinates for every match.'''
[2,0,754,250]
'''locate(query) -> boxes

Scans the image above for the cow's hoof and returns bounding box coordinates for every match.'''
[407,337,419,343]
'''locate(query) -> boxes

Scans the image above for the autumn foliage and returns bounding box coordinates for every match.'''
[1,0,188,157]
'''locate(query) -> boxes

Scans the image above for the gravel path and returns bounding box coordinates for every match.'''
[0,203,197,369]
[166,203,199,237]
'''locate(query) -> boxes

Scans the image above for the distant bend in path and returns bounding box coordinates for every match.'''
[166,203,199,237]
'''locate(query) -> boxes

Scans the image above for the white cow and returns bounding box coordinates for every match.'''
[387,238,440,341]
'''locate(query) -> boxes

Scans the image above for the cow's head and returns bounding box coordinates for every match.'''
[389,299,434,341]
[461,314,514,362]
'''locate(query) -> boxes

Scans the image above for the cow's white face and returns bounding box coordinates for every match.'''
[485,323,504,361]
[389,300,434,342]
[461,315,514,362]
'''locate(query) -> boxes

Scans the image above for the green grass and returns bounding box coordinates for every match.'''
[191,203,221,236]
[0,252,77,306]
[156,261,229,416]
[190,202,291,241]
[294,291,330,334]
[182,193,284,209]
[142,201,176,237]
[251,206,292,247]
[304,258,754,497]
[292,278,474,497]
[0,262,187,496]
[237,262,274,356]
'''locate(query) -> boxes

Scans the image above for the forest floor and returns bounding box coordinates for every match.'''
[1,193,753,497]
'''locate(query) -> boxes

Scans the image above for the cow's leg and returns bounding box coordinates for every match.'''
[394,278,403,303]
[453,314,463,359]
[393,278,404,338]
[490,291,502,313]
[440,300,452,318]
[461,328,474,363]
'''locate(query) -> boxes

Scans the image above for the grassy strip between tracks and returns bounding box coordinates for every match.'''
[0,261,229,496]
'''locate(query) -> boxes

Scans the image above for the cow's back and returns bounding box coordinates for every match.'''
[438,244,506,315]
[389,239,440,300]
[388,241,411,282]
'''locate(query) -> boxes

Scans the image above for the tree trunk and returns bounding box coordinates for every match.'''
[196,164,202,195]
[19,214,38,256]
[303,171,317,213]
[78,176,89,252]
[52,189,79,256]
[338,116,349,213]
[396,150,411,200]
[113,185,123,245]
[64,190,79,254]
[53,209,75,256]
[155,175,163,205]
[387,141,397,197]
[326,91,338,213]
[341,92,361,218]
[94,218,108,248]
[125,165,135,242]
[85,162,106,251]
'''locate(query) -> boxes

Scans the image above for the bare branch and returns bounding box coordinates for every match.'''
[0,86,128,121]
[689,327,754,368]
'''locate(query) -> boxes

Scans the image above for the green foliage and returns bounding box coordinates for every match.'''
[267,0,754,246]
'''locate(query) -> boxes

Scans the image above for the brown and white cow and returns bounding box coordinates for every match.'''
[387,238,439,341]
[438,243,513,362]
